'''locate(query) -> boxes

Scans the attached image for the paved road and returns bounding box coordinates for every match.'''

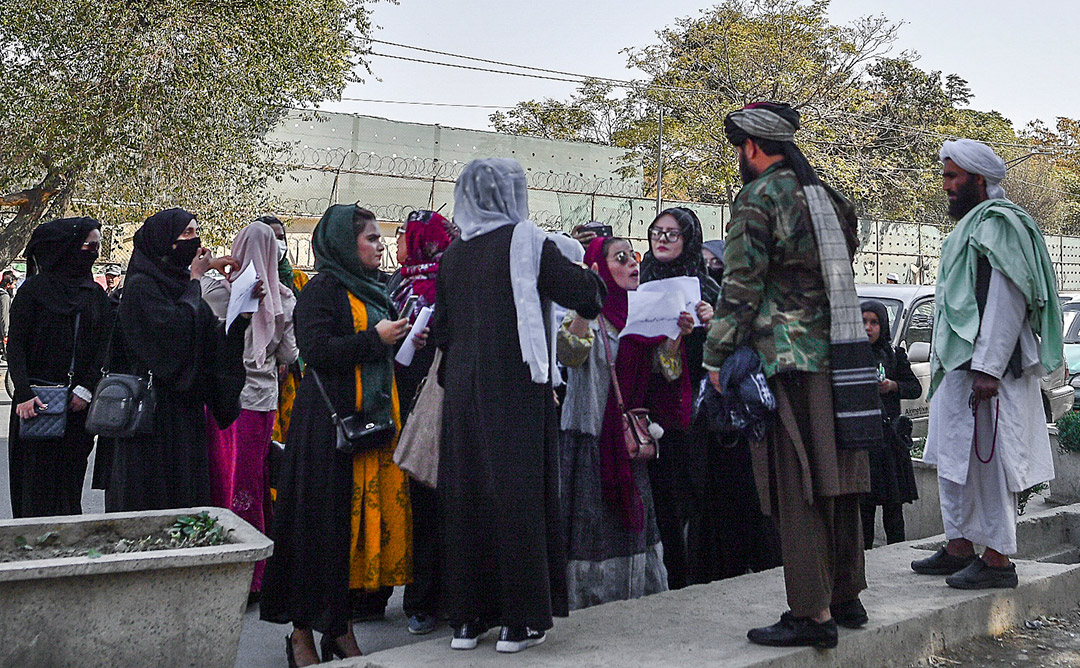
[0,375,447,667]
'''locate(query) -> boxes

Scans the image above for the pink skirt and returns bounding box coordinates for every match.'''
[207,408,276,592]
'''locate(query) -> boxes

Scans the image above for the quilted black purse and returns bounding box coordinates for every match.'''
[19,313,80,441]
[309,367,394,455]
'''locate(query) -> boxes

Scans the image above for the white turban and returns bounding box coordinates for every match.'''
[939,139,1007,200]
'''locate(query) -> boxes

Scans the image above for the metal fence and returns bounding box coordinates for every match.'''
[85,146,1080,289]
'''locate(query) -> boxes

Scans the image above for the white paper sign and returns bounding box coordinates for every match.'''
[621,290,684,340]
[225,261,260,334]
[637,276,704,325]
[395,306,433,366]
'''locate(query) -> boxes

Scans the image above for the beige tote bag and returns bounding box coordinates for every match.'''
[393,348,443,488]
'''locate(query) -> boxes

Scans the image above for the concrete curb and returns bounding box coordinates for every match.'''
[332,505,1080,668]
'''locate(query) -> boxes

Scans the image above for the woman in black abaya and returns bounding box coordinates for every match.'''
[7,217,110,517]
[638,207,718,590]
[106,208,250,511]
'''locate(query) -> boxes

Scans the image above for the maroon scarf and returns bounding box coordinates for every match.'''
[586,238,683,533]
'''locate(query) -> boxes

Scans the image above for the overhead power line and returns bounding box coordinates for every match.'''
[336,97,514,109]
[364,39,1079,156]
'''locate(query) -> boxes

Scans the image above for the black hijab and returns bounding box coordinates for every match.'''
[128,208,197,297]
[640,207,721,305]
[860,299,894,366]
[22,216,101,314]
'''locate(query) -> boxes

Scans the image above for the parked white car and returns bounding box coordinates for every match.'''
[856,284,1071,448]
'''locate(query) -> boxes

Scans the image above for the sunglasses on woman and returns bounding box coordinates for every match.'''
[610,250,636,266]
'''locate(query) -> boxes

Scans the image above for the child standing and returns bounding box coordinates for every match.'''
[861,300,922,547]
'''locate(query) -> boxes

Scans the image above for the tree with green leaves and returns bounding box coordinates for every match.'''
[492,0,1067,228]
[0,0,383,265]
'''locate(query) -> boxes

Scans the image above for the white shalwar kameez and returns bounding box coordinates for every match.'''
[923,269,1054,555]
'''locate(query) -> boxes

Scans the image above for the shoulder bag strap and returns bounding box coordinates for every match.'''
[67,312,81,387]
[598,318,626,412]
[308,367,343,425]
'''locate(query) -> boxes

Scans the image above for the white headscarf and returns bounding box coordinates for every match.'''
[228,222,290,366]
[940,139,1007,200]
[453,158,560,383]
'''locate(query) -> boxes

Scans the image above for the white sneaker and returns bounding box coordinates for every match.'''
[495,626,546,653]
[450,622,488,650]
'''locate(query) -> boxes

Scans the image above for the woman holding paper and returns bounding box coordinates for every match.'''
[106,208,251,512]
[261,204,419,666]
[390,209,458,635]
[200,221,298,600]
[558,236,693,610]
[639,206,718,590]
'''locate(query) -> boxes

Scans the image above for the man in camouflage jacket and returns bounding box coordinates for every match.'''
[705,103,870,650]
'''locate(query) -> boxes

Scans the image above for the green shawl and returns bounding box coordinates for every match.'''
[929,198,1063,398]
[278,253,298,298]
[313,204,397,423]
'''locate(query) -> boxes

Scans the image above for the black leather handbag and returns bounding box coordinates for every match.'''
[85,306,156,438]
[19,313,80,441]
[85,372,156,438]
[309,367,394,455]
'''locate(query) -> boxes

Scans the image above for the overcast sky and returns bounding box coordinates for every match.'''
[313,0,1078,134]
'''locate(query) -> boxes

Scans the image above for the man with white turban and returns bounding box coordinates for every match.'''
[912,139,1063,588]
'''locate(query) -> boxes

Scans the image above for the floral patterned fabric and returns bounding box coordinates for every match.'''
[346,293,413,590]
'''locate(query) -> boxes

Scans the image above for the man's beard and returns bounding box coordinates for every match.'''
[947,175,983,219]
[738,151,759,185]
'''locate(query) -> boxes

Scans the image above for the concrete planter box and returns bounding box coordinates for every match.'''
[0,507,272,668]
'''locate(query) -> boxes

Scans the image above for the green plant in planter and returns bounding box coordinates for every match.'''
[168,512,230,548]
[1057,411,1080,454]
[1018,482,1049,515]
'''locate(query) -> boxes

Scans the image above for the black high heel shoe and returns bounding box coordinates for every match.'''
[285,636,299,668]
[320,633,362,661]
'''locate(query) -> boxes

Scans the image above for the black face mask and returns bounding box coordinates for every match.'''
[65,249,98,278]
[169,237,201,269]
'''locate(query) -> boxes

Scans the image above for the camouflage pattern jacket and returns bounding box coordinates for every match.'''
[703,163,858,377]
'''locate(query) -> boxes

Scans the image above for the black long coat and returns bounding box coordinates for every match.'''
[260,273,393,637]
[6,276,109,517]
[105,274,247,511]
[867,345,922,504]
[431,227,604,630]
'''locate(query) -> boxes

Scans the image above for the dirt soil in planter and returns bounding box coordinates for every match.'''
[0,513,229,563]
[0,527,131,562]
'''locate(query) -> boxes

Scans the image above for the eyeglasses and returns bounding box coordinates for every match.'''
[81,241,101,252]
[610,250,636,266]
[704,258,723,270]
[649,228,682,243]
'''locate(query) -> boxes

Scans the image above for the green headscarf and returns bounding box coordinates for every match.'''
[313,203,397,423]
[929,198,1064,398]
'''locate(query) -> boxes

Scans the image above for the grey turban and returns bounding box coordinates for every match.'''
[940,139,1007,200]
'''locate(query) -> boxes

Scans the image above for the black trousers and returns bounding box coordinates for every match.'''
[860,499,905,549]
[403,478,441,617]
[648,429,695,590]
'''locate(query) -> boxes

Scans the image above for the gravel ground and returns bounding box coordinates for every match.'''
[914,609,1080,668]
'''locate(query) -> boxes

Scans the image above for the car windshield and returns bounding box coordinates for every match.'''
[1064,305,1080,343]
